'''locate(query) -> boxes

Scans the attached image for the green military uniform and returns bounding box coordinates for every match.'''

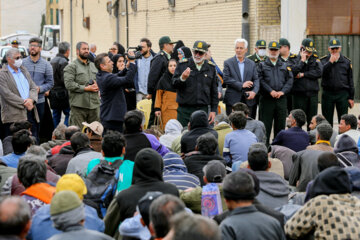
[246,40,267,119]
[291,38,323,130]
[258,41,294,145]
[321,38,354,126]
[64,58,100,128]
[279,38,297,113]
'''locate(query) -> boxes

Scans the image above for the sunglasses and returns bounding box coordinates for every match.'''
[194,50,205,56]
[331,47,339,50]
[14,56,21,60]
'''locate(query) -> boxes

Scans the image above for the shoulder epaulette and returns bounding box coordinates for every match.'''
[289,54,297,58]
[207,60,216,66]
[160,52,164,56]
[313,53,318,58]
[344,56,352,62]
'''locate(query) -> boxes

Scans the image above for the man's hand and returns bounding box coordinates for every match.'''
[155,111,161,116]
[24,98,34,111]
[146,94,152,100]
[85,80,99,92]
[270,90,277,98]
[218,92,222,99]
[242,81,253,89]
[349,99,354,109]
[36,87,40,93]
[246,91,256,100]
[208,112,216,124]
[276,91,284,99]
[329,53,339,63]
[300,50,307,62]
[181,67,191,81]
[295,73,304,79]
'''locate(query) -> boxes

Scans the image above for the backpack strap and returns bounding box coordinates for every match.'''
[337,153,353,167]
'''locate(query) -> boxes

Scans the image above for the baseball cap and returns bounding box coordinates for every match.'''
[159,36,177,45]
[82,121,104,136]
[255,40,267,48]
[268,41,280,50]
[329,38,341,48]
[138,191,163,226]
[279,38,290,48]
[50,190,83,216]
[203,160,226,183]
[301,38,315,52]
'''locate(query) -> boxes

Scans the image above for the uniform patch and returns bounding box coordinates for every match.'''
[198,42,203,48]
[310,41,313,47]
[287,67,291,71]
[261,41,265,46]
[333,39,337,45]
[272,42,276,47]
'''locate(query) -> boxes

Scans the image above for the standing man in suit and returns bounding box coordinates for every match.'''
[223,38,259,116]
[88,44,97,63]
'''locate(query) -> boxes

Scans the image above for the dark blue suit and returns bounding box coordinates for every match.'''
[223,56,259,115]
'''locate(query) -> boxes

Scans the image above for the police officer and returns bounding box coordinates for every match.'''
[279,38,297,113]
[321,38,354,126]
[291,38,323,130]
[258,41,293,145]
[173,41,218,127]
[246,40,267,119]
[147,36,176,127]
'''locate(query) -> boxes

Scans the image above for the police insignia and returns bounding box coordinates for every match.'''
[310,42,313,47]
[333,39,337,45]
[272,42,276,47]
[287,67,291,71]
[198,42,203,48]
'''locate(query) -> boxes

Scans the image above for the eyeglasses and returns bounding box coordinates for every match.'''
[194,50,205,56]
[13,56,21,60]
[29,44,40,48]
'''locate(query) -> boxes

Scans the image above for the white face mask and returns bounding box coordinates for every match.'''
[14,59,22,68]
[258,49,267,57]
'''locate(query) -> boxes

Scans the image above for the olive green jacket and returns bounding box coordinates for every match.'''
[64,58,99,109]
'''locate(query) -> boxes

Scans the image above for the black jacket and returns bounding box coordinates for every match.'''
[279,53,297,68]
[173,58,219,112]
[258,58,293,97]
[96,63,136,124]
[291,54,322,96]
[180,110,218,154]
[49,54,70,109]
[321,54,354,99]
[48,145,74,176]
[147,50,169,95]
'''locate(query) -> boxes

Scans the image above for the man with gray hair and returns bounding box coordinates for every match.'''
[0,48,38,138]
[50,41,71,128]
[40,123,67,151]
[0,196,32,239]
[88,43,97,62]
[223,38,259,117]
[64,41,100,129]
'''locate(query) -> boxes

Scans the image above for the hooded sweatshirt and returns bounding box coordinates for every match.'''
[163,152,200,190]
[334,134,360,167]
[181,110,218,154]
[104,148,179,238]
[159,119,183,150]
[254,171,290,209]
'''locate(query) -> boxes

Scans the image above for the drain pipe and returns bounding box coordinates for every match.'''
[70,0,73,60]
[115,0,119,43]
[125,0,129,48]
[242,0,250,55]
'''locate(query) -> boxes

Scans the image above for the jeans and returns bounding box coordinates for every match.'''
[53,107,70,127]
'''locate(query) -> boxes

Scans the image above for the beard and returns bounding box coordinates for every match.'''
[79,52,89,60]
[193,56,204,64]
[30,51,39,57]
[141,50,149,56]
[269,53,279,59]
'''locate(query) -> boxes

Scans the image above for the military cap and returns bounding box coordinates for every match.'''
[268,41,280,50]
[329,38,341,48]
[159,36,177,46]
[11,40,20,45]
[192,40,209,53]
[279,38,290,48]
[301,38,315,52]
[256,40,267,48]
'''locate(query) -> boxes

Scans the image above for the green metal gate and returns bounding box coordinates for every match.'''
[308,35,360,101]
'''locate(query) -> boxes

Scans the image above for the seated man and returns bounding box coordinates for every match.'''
[18,154,56,215]
[285,167,360,239]
[181,110,218,155]
[272,109,309,152]
[48,125,80,157]
[184,133,225,186]
[223,111,257,171]
[308,114,337,146]
[49,191,112,240]
[181,160,227,214]
[123,110,169,161]
[65,132,102,177]
[82,121,103,152]
[334,134,360,167]
[213,114,232,156]
[232,102,266,143]
[0,196,32,239]
[306,123,334,152]
[335,114,360,153]
[2,121,33,155]
[247,143,289,209]
[40,123,67,151]
[219,171,285,240]
[27,174,104,240]
[163,152,200,191]
[0,129,33,168]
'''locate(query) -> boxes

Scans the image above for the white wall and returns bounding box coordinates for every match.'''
[281,0,307,54]
[0,0,45,36]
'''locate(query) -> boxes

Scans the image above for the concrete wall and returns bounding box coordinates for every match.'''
[281,0,307,53]
[0,0,45,36]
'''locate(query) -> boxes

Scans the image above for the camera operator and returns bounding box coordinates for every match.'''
[134,38,156,103]
[64,41,100,129]
[223,38,259,116]
[147,36,177,128]
[95,51,137,133]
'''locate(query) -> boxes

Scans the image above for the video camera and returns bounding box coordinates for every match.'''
[125,45,143,60]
